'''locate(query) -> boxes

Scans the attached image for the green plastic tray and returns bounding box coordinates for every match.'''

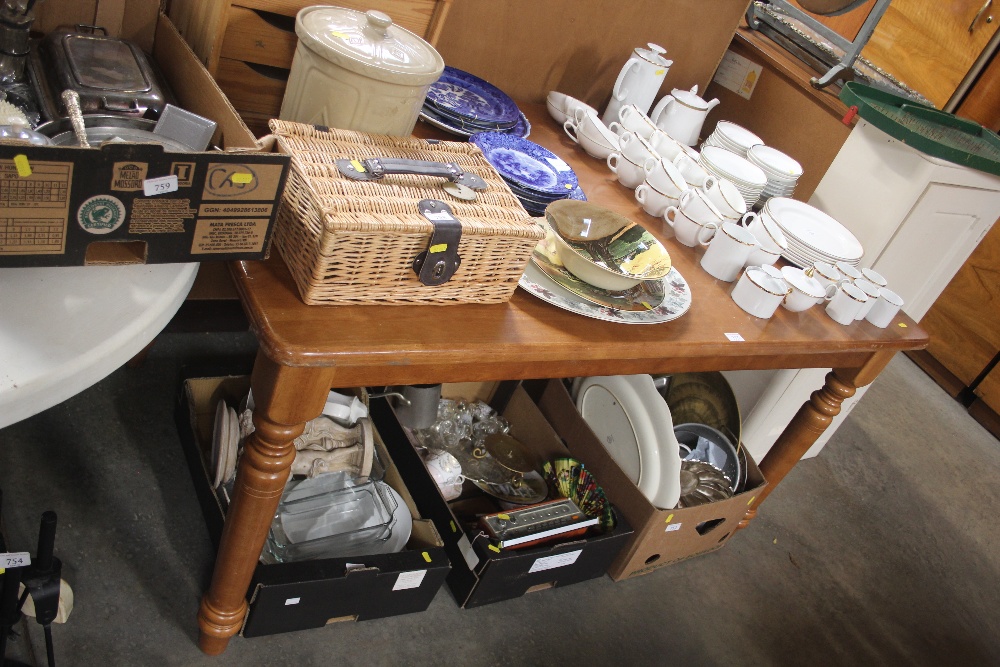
[840,81,1000,178]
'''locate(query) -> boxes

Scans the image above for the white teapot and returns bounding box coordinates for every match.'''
[650,85,720,147]
[602,43,672,125]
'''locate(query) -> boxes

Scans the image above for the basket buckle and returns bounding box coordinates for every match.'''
[413,200,463,286]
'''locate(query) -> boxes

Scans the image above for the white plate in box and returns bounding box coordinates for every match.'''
[575,375,663,503]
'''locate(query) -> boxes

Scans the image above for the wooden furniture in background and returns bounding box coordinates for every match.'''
[196,102,927,655]
[972,364,1000,438]
[167,0,453,136]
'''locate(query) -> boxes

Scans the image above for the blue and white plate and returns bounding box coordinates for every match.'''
[420,106,529,139]
[471,132,578,198]
[425,66,521,127]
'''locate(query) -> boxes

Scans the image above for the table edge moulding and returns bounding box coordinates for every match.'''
[196,102,927,654]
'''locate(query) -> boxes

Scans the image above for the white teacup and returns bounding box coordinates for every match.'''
[731,266,789,318]
[643,157,689,197]
[678,188,724,225]
[647,129,685,162]
[861,267,888,288]
[635,181,678,217]
[607,153,653,189]
[610,103,657,139]
[704,178,746,220]
[423,448,464,487]
[812,261,841,291]
[550,94,599,126]
[826,282,868,325]
[619,130,659,165]
[780,266,831,312]
[865,287,904,328]
[664,205,719,247]
[835,261,864,283]
[698,221,759,282]
[672,152,712,187]
[564,111,620,159]
[741,211,787,253]
[853,278,882,320]
[745,243,781,268]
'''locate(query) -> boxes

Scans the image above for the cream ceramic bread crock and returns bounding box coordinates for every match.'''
[279,6,444,136]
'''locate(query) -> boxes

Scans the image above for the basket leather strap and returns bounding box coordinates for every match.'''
[413,200,462,286]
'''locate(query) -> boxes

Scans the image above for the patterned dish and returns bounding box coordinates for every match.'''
[471,132,578,197]
[425,66,521,127]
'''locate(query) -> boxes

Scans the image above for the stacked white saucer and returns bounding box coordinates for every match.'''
[746,144,803,203]
[701,120,763,157]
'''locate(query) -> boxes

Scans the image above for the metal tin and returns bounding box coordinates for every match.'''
[30,25,173,121]
[34,115,194,151]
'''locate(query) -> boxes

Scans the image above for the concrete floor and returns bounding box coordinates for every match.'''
[1,332,999,666]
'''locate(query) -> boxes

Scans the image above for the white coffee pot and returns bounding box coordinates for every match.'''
[649,85,720,146]
[602,43,673,124]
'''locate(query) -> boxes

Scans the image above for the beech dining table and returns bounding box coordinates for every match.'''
[196,103,928,654]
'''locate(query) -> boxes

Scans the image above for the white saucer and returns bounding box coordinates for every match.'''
[576,375,662,503]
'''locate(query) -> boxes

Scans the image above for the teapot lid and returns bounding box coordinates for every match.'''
[671,85,711,110]
[296,7,444,85]
[634,43,672,67]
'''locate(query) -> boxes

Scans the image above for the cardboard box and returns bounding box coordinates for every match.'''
[0,9,290,267]
[370,384,633,608]
[535,379,767,581]
[175,372,450,638]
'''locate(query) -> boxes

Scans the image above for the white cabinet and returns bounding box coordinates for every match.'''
[735,119,1000,460]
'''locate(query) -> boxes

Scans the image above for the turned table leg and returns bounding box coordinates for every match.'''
[740,350,895,529]
[197,352,332,655]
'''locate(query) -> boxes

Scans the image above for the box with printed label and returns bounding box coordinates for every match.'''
[370,383,633,609]
[0,9,289,267]
[175,370,450,638]
[534,379,767,581]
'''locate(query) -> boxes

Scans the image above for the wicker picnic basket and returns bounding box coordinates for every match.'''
[269,120,544,305]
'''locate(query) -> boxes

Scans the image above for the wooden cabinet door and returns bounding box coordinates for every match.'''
[864,0,1000,107]
[976,362,1000,413]
[790,0,1000,108]
[919,217,1000,387]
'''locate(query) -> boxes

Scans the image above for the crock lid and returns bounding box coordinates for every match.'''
[296,6,444,86]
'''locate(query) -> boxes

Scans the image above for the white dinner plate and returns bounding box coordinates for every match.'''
[225,406,240,486]
[212,400,227,488]
[764,198,863,261]
[624,374,682,509]
[576,376,662,502]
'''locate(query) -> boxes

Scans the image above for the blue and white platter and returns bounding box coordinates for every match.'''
[419,105,530,139]
[425,66,521,127]
[470,132,578,198]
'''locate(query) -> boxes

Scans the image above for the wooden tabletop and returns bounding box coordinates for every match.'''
[230,103,926,385]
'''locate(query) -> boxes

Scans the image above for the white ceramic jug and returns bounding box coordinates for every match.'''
[649,85,720,146]
[602,43,672,124]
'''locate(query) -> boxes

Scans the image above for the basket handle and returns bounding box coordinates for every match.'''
[336,157,488,190]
